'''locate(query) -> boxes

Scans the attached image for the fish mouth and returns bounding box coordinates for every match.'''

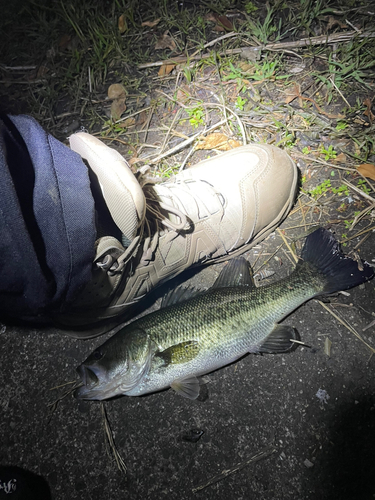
[77,364,99,387]
[74,364,103,400]
[74,364,120,401]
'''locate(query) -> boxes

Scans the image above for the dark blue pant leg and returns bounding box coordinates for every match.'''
[0,115,96,322]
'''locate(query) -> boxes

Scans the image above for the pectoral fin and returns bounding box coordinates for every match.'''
[171,376,200,399]
[156,340,200,366]
[258,324,299,354]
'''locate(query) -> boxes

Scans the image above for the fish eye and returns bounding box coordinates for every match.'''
[93,349,103,361]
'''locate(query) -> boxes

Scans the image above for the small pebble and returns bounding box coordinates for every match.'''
[182,428,204,443]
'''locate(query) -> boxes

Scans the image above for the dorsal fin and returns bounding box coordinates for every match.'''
[161,286,202,308]
[211,257,255,289]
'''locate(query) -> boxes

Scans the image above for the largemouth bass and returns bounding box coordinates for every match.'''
[75,228,374,400]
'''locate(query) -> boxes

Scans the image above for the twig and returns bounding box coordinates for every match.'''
[292,153,358,172]
[47,381,81,419]
[0,64,37,71]
[342,179,375,203]
[254,242,284,275]
[329,76,350,107]
[192,444,277,494]
[318,301,375,354]
[190,32,240,57]
[340,224,375,243]
[147,119,227,164]
[349,202,375,231]
[138,31,375,69]
[363,319,375,332]
[277,229,298,263]
[101,403,127,474]
[353,230,372,250]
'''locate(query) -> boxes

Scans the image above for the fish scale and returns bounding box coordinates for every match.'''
[75,228,374,401]
[124,273,319,397]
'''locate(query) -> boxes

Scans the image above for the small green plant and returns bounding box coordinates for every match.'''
[319,144,337,161]
[357,179,371,195]
[273,119,295,147]
[302,146,310,154]
[244,2,282,44]
[245,1,258,14]
[155,163,180,179]
[335,121,348,131]
[308,179,332,198]
[305,179,349,198]
[235,96,248,111]
[331,184,349,196]
[250,59,287,81]
[187,106,204,128]
[222,62,249,92]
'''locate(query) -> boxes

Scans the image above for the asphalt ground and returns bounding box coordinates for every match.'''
[1,223,374,500]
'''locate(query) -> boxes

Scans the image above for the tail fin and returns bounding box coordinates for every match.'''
[300,228,374,294]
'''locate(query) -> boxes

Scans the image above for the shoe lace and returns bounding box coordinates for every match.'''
[96,181,191,277]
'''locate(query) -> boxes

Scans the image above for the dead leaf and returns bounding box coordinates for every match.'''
[176,85,190,104]
[118,14,127,34]
[334,152,347,163]
[121,117,135,128]
[285,82,302,107]
[108,83,126,99]
[58,34,73,50]
[357,163,375,181]
[141,18,161,28]
[158,64,175,77]
[326,16,347,30]
[363,98,374,124]
[215,15,233,31]
[238,61,254,73]
[135,110,148,126]
[205,12,233,31]
[204,13,217,22]
[110,98,126,121]
[195,133,241,151]
[155,32,176,51]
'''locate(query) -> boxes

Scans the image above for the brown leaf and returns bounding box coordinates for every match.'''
[58,34,73,50]
[334,152,347,163]
[141,18,161,28]
[204,13,217,22]
[205,12,233,31]
[215,15,233,31]
[357,163,375,181]
[158,64,175,77]
[110,98,126,121]
[363,98,374,124]
[118,14,127,33]
[108,83,126,100]
[285,82,302,107]
[176,85,190,104]
[326,16,347,30]
[121,117,135,128]
[136,110,148,126]
[155,32,176,51]
[195,133,241,151]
